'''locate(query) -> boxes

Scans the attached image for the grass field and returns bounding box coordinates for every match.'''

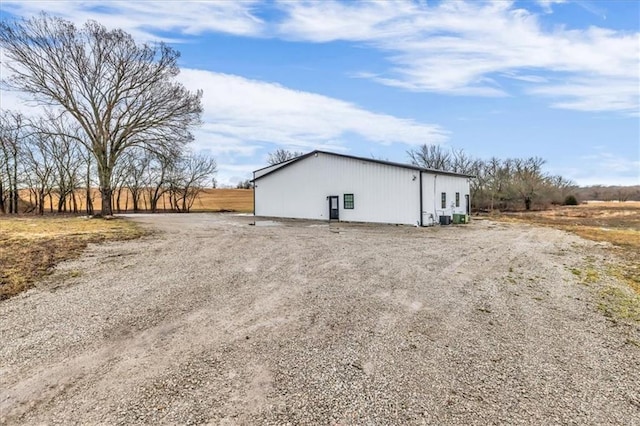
[20,188,254,213]
[187,189,253,212]
[0,216,146,299]
[495,201,640,296]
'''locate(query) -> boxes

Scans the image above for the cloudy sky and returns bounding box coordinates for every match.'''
[1,0,638,186]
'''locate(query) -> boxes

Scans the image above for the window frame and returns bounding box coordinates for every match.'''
[455,192,460,207]
[344,193,354,209]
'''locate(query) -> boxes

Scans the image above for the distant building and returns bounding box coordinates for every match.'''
[253,150,472,226]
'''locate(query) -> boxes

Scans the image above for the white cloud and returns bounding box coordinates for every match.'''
[178,68,449,151]
[0,1,265,41]
[275,0,640,114]
[553,151,640,186]
[3,1,636,114]
[529,76,640,114]
[536,0,567,14]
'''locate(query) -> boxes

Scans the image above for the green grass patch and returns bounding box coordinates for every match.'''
[597,286,640,323]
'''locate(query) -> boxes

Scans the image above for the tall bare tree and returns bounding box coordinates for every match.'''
[0,111,25,214]
[512,157,547,210]
[0,14,202,216]
[267,149,303,165]
[21,123,56,215]
[407,144,452,171]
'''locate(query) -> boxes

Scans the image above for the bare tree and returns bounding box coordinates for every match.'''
[512,157,547,210]
[21,125,56,215]
[0,111,25,214]
[407,144,452,171]
[120,148,153,212]
[168,153,217,212]
[267,149,303,165]
[146,153,175,212]
[0,14,202,216]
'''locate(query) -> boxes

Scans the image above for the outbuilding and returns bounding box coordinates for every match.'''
[253,150,472,226]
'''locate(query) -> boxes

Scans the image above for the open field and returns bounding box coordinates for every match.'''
[1,214,638,424]
[0,216,146,299]
[16,188,254,213]
[188,189,253,212]
[494,201,640,295]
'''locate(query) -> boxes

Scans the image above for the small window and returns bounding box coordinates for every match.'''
[455,192,460,207]
[441,192,446,209]
[344,193,354,209]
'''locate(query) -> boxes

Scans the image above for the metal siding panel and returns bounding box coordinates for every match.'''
[255,152,421,225]
[421,173,470,222]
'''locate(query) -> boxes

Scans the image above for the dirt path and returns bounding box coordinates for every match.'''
[1,214,638,425]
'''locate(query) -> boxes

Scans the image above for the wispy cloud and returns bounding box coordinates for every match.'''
[556,150,640,186]
[275,1,639,114]
[3,1,637,114]
[0,1,265,41]
[536,0,567,14]
[178,68,449,154]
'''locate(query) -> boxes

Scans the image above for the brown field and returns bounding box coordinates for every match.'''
[18,188,254,213]
[0,216,146,299]
[494,201,640,294]
[187,189,253,212]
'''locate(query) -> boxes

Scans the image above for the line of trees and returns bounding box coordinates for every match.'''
[408,144,577,211]
[0,14,206,216]
[0,110,217,214]
[575,185,640,202]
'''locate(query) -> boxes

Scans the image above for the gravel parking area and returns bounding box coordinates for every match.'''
[1,214,639,425]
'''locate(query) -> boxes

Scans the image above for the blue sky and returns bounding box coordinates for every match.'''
[1,0,638,186]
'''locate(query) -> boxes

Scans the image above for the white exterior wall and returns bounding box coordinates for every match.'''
[253,158,297,179]
[421,173,470,225]
[254,151,471,226]
[255,153,421,225]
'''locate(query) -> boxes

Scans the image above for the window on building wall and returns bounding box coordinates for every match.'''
[441,192,446,209]
[344,193,354,209]
[456,192,460,207]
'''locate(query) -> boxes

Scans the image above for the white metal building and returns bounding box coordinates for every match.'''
[253,150,472,226]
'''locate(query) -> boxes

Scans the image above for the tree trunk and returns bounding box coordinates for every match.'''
[86,187,93,215]
[12,156,18,213]
[38,190,45,215]
[72,191,78,213]
[525,196,531,211]
[100,187,113,216]
[132,190,139,212]
[115,188,122,213]
[57,191,65,212]
[0,181,5,213]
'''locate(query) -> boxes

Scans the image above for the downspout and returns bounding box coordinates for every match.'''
[252,171,256,218]
[434,174,438,223]
[419,171,423,227]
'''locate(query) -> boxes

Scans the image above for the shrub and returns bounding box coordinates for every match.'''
[564,195,578,205]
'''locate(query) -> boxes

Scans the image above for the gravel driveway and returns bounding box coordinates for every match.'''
[1,214,638,425]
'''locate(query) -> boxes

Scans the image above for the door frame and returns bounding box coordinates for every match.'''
[328,195,339,220]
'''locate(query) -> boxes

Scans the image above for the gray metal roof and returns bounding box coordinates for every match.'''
[253,150,475,181]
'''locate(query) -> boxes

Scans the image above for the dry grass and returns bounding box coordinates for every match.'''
[19,188,254,213]
[188,189,253,212]
[494,202,640,296]
[0,216,146,300]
